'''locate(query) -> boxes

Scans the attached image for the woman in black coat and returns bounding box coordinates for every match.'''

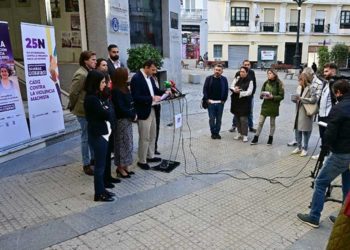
[84,70,115,202]
[111,67,137,178]
[230,66,254,142]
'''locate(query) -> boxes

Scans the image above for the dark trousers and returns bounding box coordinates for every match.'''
[232,97,254,128]
[208,103,224,135]
[154,105,161,152]
[104,132,114,184]
[88,134,108,196]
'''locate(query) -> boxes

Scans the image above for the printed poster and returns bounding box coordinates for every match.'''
[0,21,30,150]
[21,22,65,138]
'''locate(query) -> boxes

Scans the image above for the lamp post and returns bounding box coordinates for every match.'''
[293,0,306,69]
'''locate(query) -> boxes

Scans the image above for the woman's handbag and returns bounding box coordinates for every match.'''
[303,103,318,116]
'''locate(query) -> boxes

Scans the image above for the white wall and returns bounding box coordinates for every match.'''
[106,0,130,67]
[164,1,182,89]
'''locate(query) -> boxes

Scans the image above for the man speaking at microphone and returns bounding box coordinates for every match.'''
[297,79,350,228]
[130,60,171,170]
[202,64,228,139]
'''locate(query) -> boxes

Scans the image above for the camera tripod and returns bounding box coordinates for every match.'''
[310,146,342,203]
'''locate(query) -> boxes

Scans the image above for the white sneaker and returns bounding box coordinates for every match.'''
[291,148,302,155]
[300,150,308,157]
[234,134,242,140]
[287,140,298,147]
[311,154,319,160]
[243,136,248,142]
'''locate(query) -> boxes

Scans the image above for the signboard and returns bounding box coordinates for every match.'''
[21,23,65,138]
[109,1,129,33]
[0,21,30,150]
[261,50,275,60]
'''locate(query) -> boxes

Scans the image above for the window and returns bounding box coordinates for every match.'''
[213,45,222,58]
[231,7,249,26]
[129,0,163,53]
[340,11,350,29]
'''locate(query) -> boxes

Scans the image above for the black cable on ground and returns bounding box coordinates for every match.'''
[181,96,319,188]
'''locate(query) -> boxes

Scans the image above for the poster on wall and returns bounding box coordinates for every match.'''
[65,0,78,12]
[70,14,80,30]
[21,22,65,139]
[261,51,275,60]
[51,0,61,18]
[0,21,30,150]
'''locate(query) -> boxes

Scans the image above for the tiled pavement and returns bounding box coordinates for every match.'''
[0,68,342,249]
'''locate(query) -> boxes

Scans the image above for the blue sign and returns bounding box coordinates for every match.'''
[111,18,119,32]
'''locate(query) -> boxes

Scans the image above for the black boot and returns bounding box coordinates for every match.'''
[267,136,273,145]
[250,135,259,145]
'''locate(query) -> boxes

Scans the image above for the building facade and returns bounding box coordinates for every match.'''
[0,0,182,91]
[208,0,350,68]
[180,0,208,59]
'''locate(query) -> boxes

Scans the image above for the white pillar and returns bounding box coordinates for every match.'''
[279,3,287,33]
[250,2,257,32]
[200,0,208,56]
[330,5,342,34]
[223,0,230,31]
[305,4,312,33]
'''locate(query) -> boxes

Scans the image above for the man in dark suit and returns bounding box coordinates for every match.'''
[130,60,170,170]
[106,44,124,77]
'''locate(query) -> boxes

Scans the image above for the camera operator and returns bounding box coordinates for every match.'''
[297,79,350,228]
[311,63,338,160]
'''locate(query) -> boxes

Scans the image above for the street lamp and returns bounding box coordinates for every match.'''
[293,0,307,69]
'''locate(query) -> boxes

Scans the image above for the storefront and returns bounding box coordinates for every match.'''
[0,0,182,91]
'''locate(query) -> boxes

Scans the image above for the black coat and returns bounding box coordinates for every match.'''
[230,76,252,116]
[130,71,164,120]
[111,88,136,120]
[84,94,111,136]
[235,69,257,94]
[107,58,124,78]
[324,93,350,154]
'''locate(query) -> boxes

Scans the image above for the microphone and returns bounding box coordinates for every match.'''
[169,80,183,97]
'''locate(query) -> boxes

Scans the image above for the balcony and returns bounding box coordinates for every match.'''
[311,24,330,33]
[180,9,207,21]
[259,22,280,32]
[286,23,305,32]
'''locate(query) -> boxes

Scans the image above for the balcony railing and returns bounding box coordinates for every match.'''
[311,23,330,33]
[180,9,207,20]
[286,23,305,32]
[259,22,280,32]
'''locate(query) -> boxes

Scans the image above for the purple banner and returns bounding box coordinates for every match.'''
[0,21,30,150]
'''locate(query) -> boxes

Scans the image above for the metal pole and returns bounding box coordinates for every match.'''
[293,2,301,68]
[44,0,53,25]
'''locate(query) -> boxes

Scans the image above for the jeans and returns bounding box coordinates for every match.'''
[208,103,224,135]
[295,130,312,150]
[232,98,254,128]
[309,152,350,222]
[255,115,276,137]
[88,134,108,196]
[77,116,94,166]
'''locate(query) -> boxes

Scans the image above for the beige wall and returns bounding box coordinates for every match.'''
[208,0,350,65]
[208,33,350,63]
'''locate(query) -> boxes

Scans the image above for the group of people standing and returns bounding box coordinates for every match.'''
[202,60,285,145]
[203,60,350,237]
[69,44,168,202]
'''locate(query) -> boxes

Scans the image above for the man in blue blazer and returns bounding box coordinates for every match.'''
[130,60,169,170]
